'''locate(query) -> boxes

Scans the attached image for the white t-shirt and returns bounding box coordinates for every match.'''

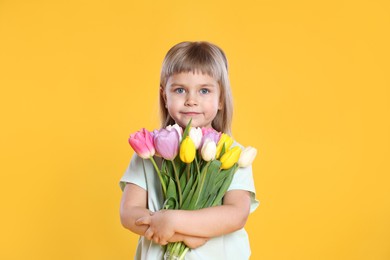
[120,144,259,260]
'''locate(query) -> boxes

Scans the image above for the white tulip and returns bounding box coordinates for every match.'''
[189,127,203,149]
[201,139,217,161]
[238,146,258,167]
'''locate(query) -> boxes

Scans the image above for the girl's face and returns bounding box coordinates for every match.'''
[163,72,222,129]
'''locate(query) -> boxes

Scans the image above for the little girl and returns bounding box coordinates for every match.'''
[120,41,259,259]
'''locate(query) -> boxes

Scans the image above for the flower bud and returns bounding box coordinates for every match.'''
[216,133,234,158]
[128,128,155,159]
[153,128,180,160]
[201,139,217,161]
[166,124,183,141]
[180,136,196,163]
[220,146,241,170]
[189,127,203,149]
[200,128,221,148]
[238,146,258,167]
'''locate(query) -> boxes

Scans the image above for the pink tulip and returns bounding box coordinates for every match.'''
[153,128,180,160]
[128,128,155,159]
[200,128,221,149]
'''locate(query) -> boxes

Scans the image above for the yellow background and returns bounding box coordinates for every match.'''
[1,0,389,259]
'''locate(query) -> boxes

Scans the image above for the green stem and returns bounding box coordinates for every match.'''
[185,163,190,181]
[170,242,181,259]
[171,160,183,207]
[195,161,210,207]
[179,247,189,260]
[194,155,201,176]
[149,156,167,198]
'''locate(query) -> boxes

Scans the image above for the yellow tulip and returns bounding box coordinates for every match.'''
[220,146,242,170]
[216,133,234,158]
[180,136,196,163]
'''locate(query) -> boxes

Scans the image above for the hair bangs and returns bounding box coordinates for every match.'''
[166,59,222,82]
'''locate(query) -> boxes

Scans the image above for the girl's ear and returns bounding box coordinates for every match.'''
[218,99,223,110]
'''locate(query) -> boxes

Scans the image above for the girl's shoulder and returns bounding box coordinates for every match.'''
[231,140,244,149]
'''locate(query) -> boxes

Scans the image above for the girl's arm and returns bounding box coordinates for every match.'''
[137,189,251,244]
[120,183,151,236]
[120,183,209,248]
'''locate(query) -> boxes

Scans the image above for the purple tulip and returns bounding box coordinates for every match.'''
[166,123,183,141]
[153,128,180,160]
[128,128,155,159]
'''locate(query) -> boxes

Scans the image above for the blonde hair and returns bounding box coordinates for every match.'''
[159,41,233,134]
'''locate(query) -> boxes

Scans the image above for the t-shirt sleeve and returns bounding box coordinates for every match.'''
[227,163,260,213]
[119,153,147,192]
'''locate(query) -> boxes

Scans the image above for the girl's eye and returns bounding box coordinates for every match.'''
[175,88,185,94]
[200,88,210,94]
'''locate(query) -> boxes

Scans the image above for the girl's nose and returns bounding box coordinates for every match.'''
[184,92,198,106]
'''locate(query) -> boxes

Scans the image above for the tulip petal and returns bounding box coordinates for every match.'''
[180,136,196,163]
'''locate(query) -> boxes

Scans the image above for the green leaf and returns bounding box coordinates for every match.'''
[212,166,236,191]
[203,193,218,208]
[220,143,226,158]
[192,161,212,209]
[187,188,199,209]
[163,196,178,210]
[161,159,167,172]
[161,172,168,185]
[211,168,237,207]
[182,173,194,203]
[165,159,174,178]
[179,168,187,192]
[166,177,177,201]
[181,188,195,210]
[173,156,187,182]
[201,160,221,200]
[180,118,192,144]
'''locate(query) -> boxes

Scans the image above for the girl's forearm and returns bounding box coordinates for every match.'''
[120,205,152,236]
[120,183,152,236]
[169,233,209,249]
[121,206,209,248]
[168,190,251,238]
[171,204,248,238]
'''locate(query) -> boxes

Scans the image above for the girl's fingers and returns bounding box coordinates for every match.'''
[144,228,154,240]
[153,236,160,244]
[159,240,168,246]
[135,216,151,225]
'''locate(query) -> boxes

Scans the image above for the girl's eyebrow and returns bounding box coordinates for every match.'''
[169,83,216,88]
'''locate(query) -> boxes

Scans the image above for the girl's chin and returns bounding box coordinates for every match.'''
[175,121,212,129]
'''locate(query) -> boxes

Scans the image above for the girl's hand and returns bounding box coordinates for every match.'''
[136,210,176,245]
[168,233,209,249]
[182,236,209,249]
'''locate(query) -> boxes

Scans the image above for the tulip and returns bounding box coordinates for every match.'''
[202,127,220,136]
[201,139,217,161]
[200,128,221,148]
[166,123,183,141]
[153,128,180,160]
[128,128,155,159]
[220,146,242,170]
[216,133,234,158]
[151,129,161,157]
[238,146,258,168]
[189,127,203,149]
[180,136,196,163]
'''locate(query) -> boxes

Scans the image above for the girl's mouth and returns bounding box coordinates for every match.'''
[182,112,201,116]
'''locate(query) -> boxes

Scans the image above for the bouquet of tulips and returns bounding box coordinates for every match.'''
[128,120,257,260]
